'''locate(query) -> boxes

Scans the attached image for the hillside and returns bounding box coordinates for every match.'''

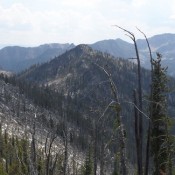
[0,74,90,174]
[0,44,175,174]
[19,44,175,122]
[19,45,174,165]
[19,44,150,112]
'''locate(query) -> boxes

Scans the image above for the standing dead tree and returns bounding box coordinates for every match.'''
[115,25,143,175]
[96,107,116,175]
[45,131,58,175]
[30,113,38,175]
[133,89,140,174]
[61,101,69,175]
[62,128,68,175]
[137,28,153,175]
[98,65,128,175]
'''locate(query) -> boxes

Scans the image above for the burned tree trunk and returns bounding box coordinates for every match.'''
[115,25,143,175]
[98,65,128,175]
[137,28,153,175]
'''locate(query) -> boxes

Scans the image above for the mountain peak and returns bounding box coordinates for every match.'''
[66,44,95,58]
[39,43,75,49]
[76,44,93,53]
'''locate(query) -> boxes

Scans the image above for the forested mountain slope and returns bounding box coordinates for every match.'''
[19,44,175,126]
[0,43,174,174]
[18,44,175,161]
[0,72,94,174]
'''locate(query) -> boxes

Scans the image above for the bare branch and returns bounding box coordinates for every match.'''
[113,25,134,38]
[97,100,116,123]
[94,63,119,102]
[136,27,153,66]
[124,101,150,119]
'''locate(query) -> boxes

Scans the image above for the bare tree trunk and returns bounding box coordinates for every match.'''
[50,153,58,175]
[133,90,142,174]
[93,121,97,175]
[100,140,105,175]
[115,25,143,174]
[98,65,128,175]
[63,130,68,175]
[133,33,143,175]
[31,113,37,174]
[45,132,57,175]
[137,28,153,175]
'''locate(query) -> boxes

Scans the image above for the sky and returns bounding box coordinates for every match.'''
[0,0,175,47]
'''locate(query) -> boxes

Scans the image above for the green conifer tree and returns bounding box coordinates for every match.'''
[83,146,93,175]
[151,53,173,175]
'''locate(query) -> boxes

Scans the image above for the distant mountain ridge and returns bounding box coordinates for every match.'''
[90,33,175,76]
[0,33,175,76]
[90,38,135,58]
[0,43,75,72]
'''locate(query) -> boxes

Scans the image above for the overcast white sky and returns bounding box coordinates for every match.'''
[0,0,175,46]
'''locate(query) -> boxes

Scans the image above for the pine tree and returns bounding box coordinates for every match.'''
[151,53,173,175]
[112,153,119,175]
[83,146,93,175]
